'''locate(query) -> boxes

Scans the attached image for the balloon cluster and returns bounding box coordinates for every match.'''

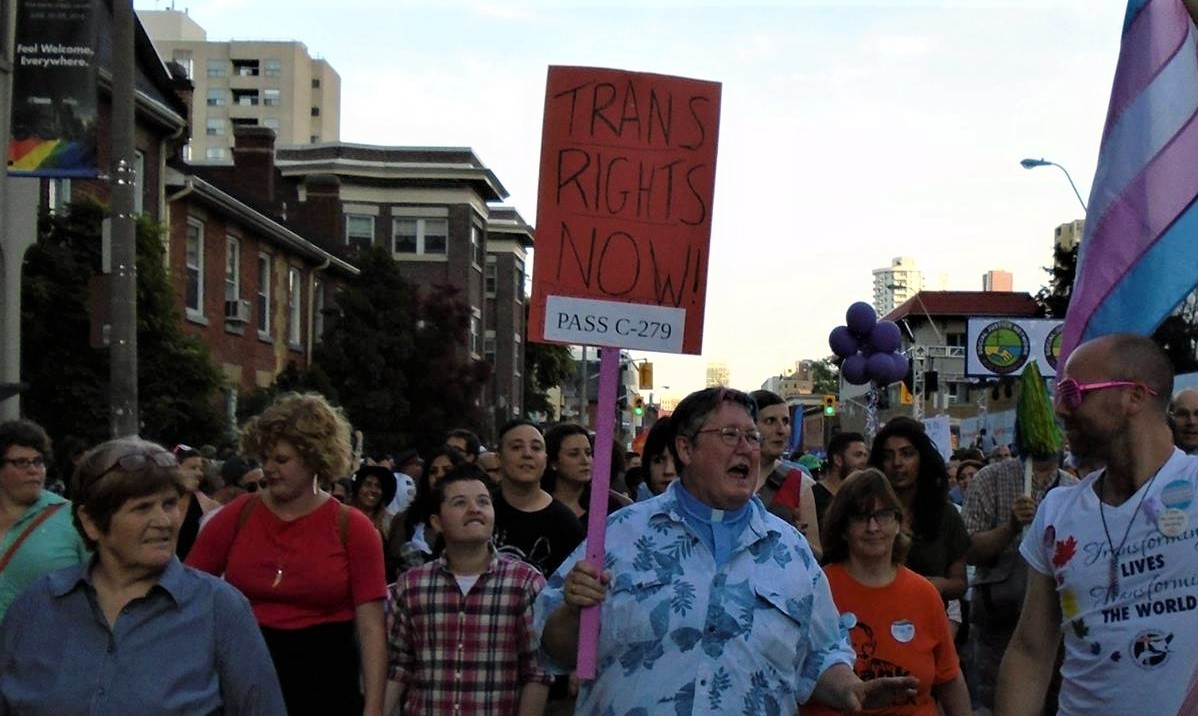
[828,302,909,386]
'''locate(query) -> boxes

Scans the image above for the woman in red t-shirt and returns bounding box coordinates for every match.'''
[807,468,972,716]
[187,393,387,716]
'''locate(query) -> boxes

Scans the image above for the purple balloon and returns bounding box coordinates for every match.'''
[883,352,909,385]
[869,320,902,354]
[866,352,895,383]
[828,326,859,359]
[842,354,869,385]
[846,302,877,337]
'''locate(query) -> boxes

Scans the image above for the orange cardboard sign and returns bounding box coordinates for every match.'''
[528,66,721,355]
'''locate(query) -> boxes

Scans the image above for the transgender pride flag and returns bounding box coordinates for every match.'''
[1061,0,1198,361]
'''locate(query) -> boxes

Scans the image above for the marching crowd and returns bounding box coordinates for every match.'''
[1,333,1198,715]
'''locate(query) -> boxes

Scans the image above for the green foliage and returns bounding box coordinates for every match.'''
[21,200,229,448]
[1035,244,1076,318]
[810,359,840,395]
[306,247,489,457]
[523,307,575,420]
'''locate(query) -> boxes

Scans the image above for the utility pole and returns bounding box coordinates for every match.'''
[109,0,138,436]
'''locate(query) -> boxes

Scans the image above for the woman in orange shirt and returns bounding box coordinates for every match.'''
[807,468,972,716]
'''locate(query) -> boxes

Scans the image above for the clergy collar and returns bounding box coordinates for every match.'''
[673,479,751,525]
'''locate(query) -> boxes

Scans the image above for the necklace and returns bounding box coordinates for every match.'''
[1097,468,1159,602]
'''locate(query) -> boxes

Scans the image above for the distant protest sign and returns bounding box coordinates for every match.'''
[7,0,99,177]
[529,66,721,355]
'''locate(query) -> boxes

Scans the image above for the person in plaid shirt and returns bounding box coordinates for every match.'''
[383,464,551,715]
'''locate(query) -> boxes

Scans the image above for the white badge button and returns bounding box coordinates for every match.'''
[891,619,916,643]
[1158,508,1189,538]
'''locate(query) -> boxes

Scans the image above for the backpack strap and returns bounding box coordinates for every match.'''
[0,503,65,576]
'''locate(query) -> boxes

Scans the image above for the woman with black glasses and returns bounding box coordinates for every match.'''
[0,437,284,715]
[807,468,971,716]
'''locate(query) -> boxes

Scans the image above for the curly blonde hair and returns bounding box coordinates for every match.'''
[241,392,352,481]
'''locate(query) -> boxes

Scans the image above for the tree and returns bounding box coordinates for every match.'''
[1035,244,1077,319]
[307,246,490,458]
[523,304,574,420]
[810,359,840,395]
[21,200,229,449]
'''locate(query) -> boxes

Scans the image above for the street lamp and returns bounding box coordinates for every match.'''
[1020,157,1088,214]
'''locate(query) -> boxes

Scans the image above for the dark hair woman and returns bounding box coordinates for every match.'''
[867,417,970,601]
[541,423,631,529]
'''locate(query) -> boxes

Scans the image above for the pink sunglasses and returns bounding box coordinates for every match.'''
[1054,378,1158,410]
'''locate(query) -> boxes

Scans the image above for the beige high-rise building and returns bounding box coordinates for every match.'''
[138,9,340,163]
[706,362,730,388]
[1054,219,1084,253]
[872,256,923,316]
[982,270,1013,291]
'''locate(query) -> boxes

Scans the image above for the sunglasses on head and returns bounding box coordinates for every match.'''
[95,451,178,482]
[1054,378,1158,410]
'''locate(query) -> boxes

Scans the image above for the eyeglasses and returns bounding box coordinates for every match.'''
[95,451,178,482]
[848,508,900,527]
[1054,378,1158,410]
[242,479,269,493]
[694,427,763,448]
[1,456,45,470]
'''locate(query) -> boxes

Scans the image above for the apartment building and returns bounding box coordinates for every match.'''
[272,143,530,425]
[138,9,340,163]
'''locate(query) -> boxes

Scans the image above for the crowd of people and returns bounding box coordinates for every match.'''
[1,332,1198,715]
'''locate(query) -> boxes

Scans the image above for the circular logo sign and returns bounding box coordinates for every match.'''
[1131,630,1173,669]
[1044,324,1063,371]
[976,321,1031,375]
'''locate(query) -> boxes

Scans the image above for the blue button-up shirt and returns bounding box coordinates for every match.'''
[0,557,285,716]
[534,481,855,715]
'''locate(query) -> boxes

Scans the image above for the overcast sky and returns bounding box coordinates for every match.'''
[135,0,1125,399]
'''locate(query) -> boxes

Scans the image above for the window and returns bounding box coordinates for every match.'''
[513,334,522,377]
[310,106,320,117]
[205,118,225,136]
[470,225,484,267]
[263,89,281,106]
[264,59,282,77]
[206,88,224,106]
[946,332,966,348]
[262,118,280,130]
[205,147,227,161]
[345,215,374,251]
[310,135,319,144]
[484,258,497,296]
[232,59,260,77]
[470,309,481,357]
[230,117,257,128]
[257,254,272,334]
[172,50,193,78]
[514,258,525,302]
[484,331,496,365]
[185,220,205,315]
[206,59,225,77]
[313,279,325,342]
[287,268,302,346]
[392,217,447,256]
[232,89,259,106]
[312,78,321,89]
[47,179,71,214]
[225,237,241,301]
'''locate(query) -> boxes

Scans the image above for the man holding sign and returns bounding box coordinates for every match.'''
[534,387,918,713]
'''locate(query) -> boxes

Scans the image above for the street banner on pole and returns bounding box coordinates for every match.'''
[7,0,99,177]
[528,65,720,679]
[529,65,721,356]
[1061,0,1198,362]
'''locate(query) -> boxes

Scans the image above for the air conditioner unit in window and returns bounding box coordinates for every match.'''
[225,298,251,323]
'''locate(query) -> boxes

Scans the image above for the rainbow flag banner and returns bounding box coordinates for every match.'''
[6,0,98,178]
[1062,0,1198,360]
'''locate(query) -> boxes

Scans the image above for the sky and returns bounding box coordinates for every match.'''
[134,0,1126,401]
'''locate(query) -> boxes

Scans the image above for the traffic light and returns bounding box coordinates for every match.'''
[638,362,654,390]
[822,394,838,417]
[634,396,645,416]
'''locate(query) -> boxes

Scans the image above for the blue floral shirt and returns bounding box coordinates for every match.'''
[534,481,854,716]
